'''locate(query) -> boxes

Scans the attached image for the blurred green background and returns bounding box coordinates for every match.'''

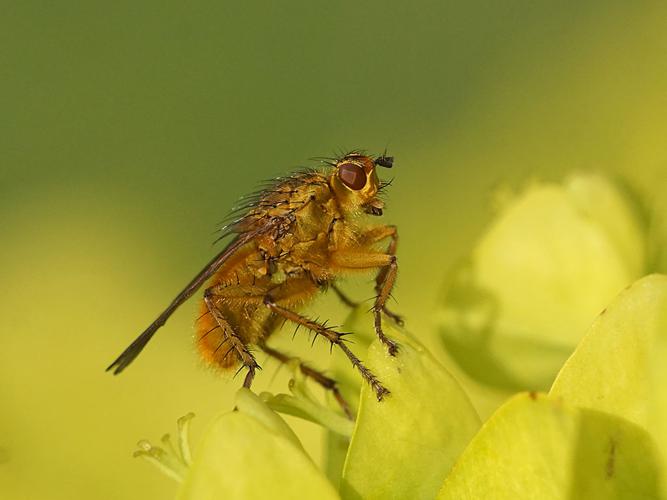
[1,1,666,499]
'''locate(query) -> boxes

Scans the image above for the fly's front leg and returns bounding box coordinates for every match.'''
[263,295,390,401]
[203,292,259,389]
[331,251,399,356]
[374,255,399,354]
[260,343,354,419]
[358,225,404,326]
[358,225,398,255]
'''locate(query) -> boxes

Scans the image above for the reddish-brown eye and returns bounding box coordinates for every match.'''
[338,163,366,190]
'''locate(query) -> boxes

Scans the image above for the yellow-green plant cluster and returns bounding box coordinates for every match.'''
[135,174,666,499]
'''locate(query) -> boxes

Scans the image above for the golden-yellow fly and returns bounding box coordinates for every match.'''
[107,151,401,416]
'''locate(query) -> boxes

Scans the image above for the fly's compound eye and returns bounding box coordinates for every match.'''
[338,162,367,190]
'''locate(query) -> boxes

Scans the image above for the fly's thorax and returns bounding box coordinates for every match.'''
[278,230,331,278]
[234,172,329,234]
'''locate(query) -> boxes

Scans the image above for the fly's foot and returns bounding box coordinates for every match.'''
[374,307,399,356]
[374,382,391,401]
[358,357,390,401]
[381,335,399,357]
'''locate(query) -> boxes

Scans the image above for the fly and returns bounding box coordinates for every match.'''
[107,151,402,417]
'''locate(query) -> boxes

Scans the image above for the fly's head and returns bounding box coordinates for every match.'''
[330,152,393,216]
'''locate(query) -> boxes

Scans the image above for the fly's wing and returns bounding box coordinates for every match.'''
[106,225,274,375]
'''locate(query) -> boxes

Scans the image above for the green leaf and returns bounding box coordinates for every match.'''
[564,174,647,277]
[178,389,339,500]
[549,274,667,496]
[650,298,667,498]
[438,174,648,391]
[438,393,660,499]
[550,274,667,429]
[341,330,481,500]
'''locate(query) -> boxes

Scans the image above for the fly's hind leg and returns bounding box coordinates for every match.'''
[203,294,259,389]
[260,343,354,419]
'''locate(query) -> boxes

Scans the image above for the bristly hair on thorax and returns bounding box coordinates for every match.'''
[213,150,376,245]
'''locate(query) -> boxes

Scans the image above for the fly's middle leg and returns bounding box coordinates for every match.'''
[263,295,390,401]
